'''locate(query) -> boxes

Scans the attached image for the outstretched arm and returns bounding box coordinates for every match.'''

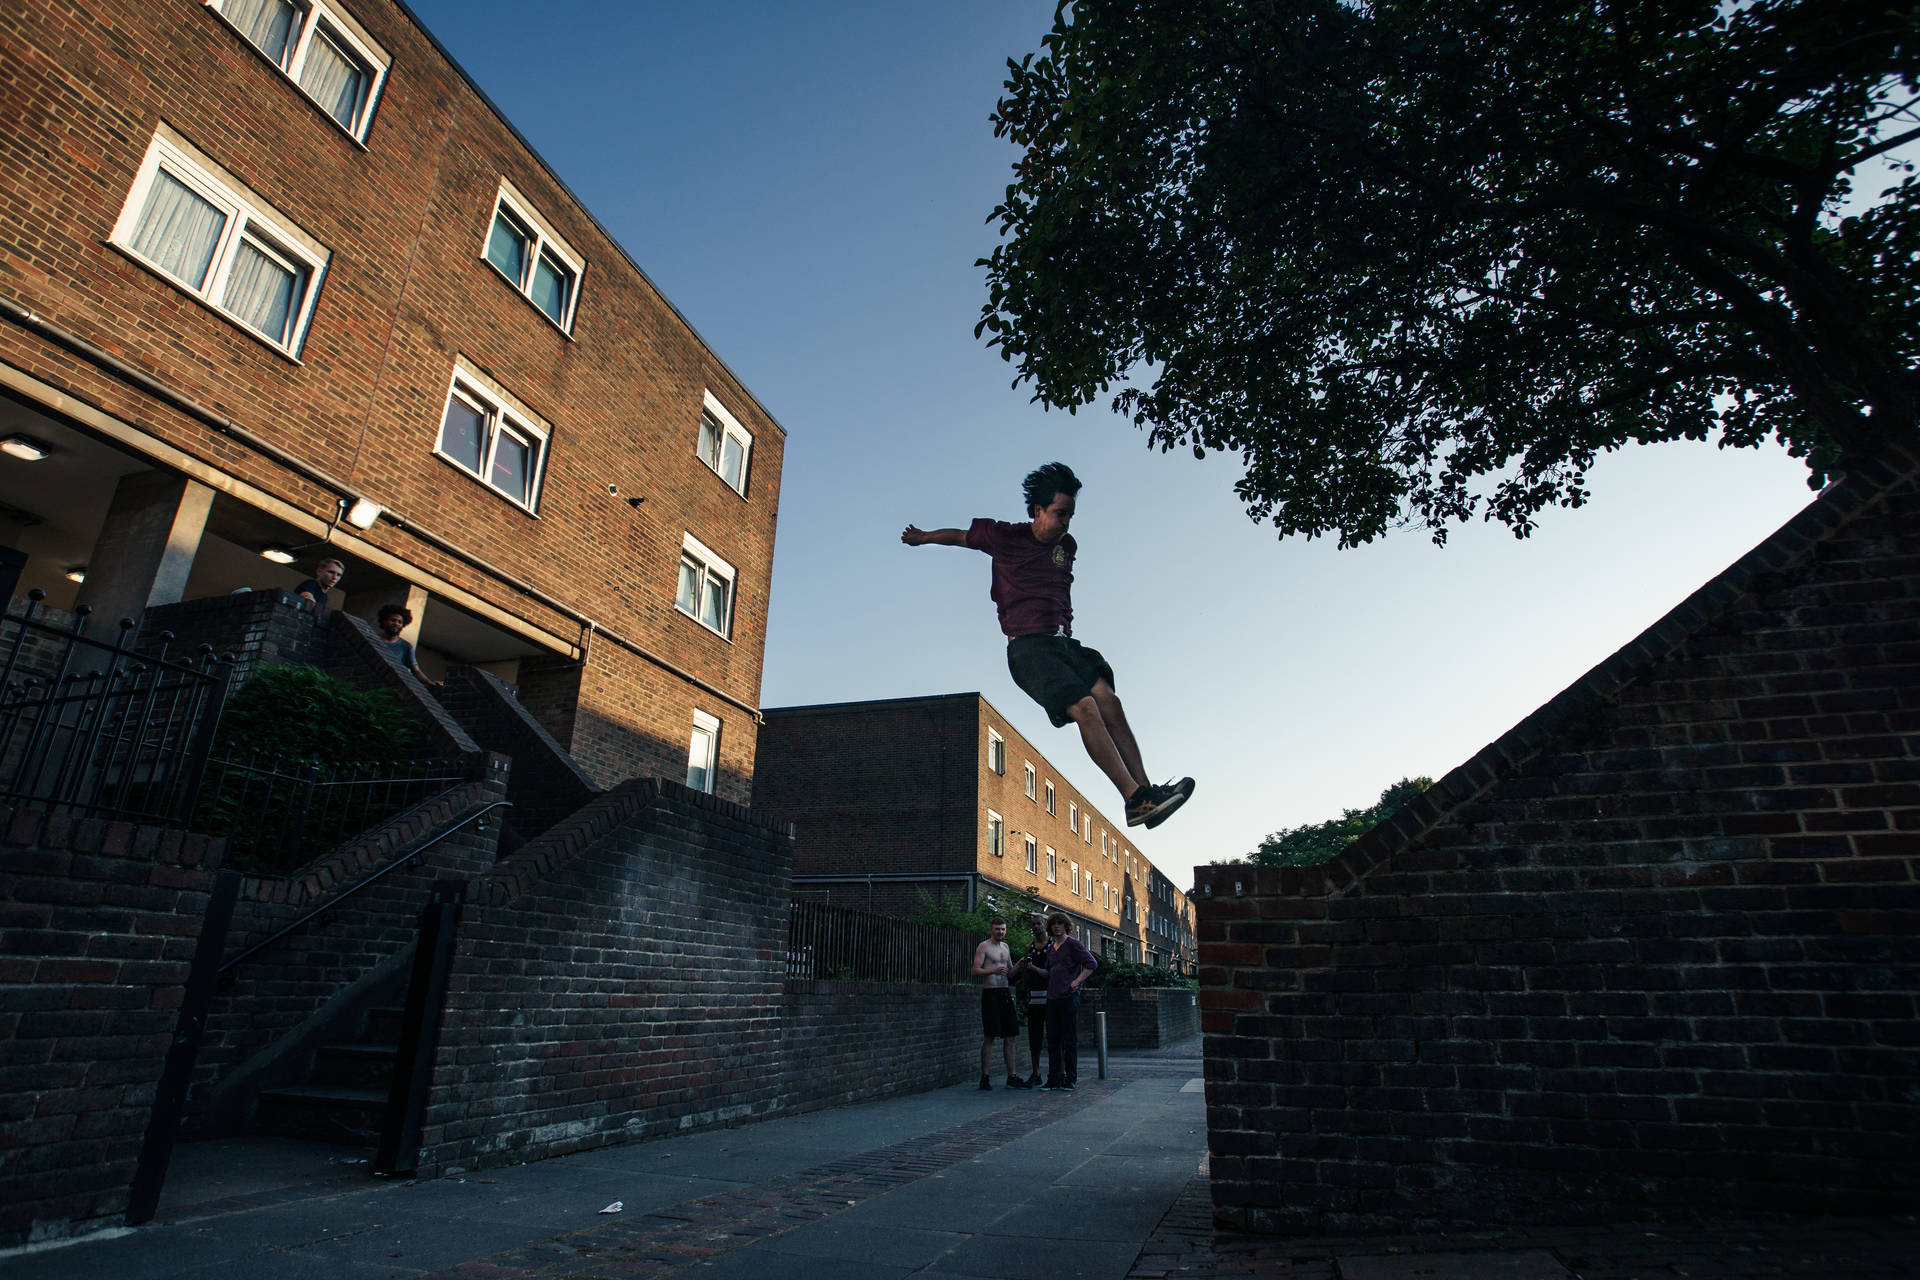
[902,525,967,547]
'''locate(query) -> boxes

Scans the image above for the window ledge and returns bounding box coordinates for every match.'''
[432,451,543,518]
[203,7,379,152]
[482,258,578,340]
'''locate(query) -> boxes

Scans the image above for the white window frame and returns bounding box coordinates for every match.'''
[1024,834,1038,874]
[1083,814,1093,844]
[1071,863,1080,895]
[697,391,754,497]
[432,359,550,512]
[986,728,1005,775]
[1044,781,1055,815]
[110,127,330,358]
[986,810,1005,858]
[1068,802,1078,832]
[1024,762,1036,801]
[686,710,720,794]
[482,179,586,332]
[676,532,737,639]
[1046,847,1057,883]
[206,0,391,142]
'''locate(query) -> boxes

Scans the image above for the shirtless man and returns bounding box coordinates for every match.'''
[971,916,1024,1090]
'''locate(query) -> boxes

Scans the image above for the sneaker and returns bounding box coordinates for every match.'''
[979,1077,992,1091]
[1040,1079,1062,1091]
[1126,778,1195,829]
[1026,1073,1043,1088]
[1005,1076,1027,1089]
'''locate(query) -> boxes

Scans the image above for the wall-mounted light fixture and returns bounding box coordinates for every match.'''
[0,434,52,462]
[64,566,86,584]
[343,497,383,530]
[258,544,296,565]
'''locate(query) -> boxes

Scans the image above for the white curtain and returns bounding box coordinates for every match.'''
[224,0,298,63]
[701,573,730,632]
[224,236,300,342]
[129,171,226,289]
[298,28,366,129]
[720,434,746,490]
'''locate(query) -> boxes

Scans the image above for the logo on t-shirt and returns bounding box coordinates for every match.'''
[1051,545,1068,568]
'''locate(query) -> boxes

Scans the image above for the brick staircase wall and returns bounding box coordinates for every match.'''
[1080,986,1200,1050]
[435,664,598,843]
[1196,446,1920,1234]
[136,590,329,694]
[0,809,220,1246]
[185,757,509,1135]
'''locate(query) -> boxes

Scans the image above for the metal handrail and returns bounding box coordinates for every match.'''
[217,800,511,976]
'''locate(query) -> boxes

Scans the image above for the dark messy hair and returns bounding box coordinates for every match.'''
[1022,462,1081,516]
[377,604,412,626]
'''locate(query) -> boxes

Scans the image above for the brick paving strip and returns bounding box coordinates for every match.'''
[417,1083,1111,1279]
[1128,1164,1920,1280]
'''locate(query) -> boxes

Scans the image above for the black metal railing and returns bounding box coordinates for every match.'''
[197,753,470,875]
[786,900,973,984]
[0,591,231,825]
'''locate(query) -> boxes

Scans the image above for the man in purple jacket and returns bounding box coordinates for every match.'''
[1023,911,1098,1090]
[901,462,1193,830]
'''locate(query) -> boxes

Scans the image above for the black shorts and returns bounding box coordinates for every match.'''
[981,988,1019,1039]
[1006,635,1115,728]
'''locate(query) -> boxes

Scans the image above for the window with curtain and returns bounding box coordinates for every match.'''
[987,812,1005,858]
[697,392,754,496]
[210,0,388,139]
[483,186,582,330]
[112,132,327,355]
[676,534,737,638]
[433,372,549,512]
[1025,835,1038,874]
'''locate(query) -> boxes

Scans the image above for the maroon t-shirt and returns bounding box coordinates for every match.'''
[965,518,1075,638]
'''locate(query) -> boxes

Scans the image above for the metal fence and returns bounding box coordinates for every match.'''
[0,592,231,825]
[786,899,975,983]
[197,753,470,875]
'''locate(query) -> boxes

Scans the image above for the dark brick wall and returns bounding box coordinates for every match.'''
[0,809,219,1247]
[1081,986,1199,1050]
[136,590,329,693]
[779,981,979,1112]
[1197,448,1920,1234]
[436,664,598,842]
[418,780,794,1173]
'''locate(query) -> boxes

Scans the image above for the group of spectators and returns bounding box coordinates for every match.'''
[972,911,1100,1091]
[293,557,440,688]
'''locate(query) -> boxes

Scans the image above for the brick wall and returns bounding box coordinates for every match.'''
[136,590,329,694]
[417,780,794,1173]
[436,664,598,843]
[0,808,219,1247]
[1197,447,1920,1233]
[1081,986,1199,1050]
[779,981,980,1112]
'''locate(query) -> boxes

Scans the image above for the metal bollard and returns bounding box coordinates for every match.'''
[1096,1010,1109,1079]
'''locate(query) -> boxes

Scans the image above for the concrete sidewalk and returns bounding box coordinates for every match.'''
[11,1038,1918,1279]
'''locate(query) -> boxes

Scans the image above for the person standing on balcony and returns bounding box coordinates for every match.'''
[901,462,1194,830]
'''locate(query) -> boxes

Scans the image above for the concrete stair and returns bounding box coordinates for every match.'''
[252,1005,404,1146]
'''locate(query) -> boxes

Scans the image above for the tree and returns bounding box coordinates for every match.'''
[980,1,1920,546]
[1234,776,1434,867]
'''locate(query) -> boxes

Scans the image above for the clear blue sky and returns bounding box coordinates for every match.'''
[407,1,1822,890]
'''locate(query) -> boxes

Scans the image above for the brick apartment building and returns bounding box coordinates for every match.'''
[751,693,1197,967]
[0,0,783,801]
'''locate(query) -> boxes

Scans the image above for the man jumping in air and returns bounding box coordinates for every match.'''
[902,462,1193,829]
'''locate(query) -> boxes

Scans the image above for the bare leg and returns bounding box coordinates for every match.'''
[1091,679,1147,790]
[1004,1039,1017,1078]
[981,1038,991,1078]
[1067,695,1145,799]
